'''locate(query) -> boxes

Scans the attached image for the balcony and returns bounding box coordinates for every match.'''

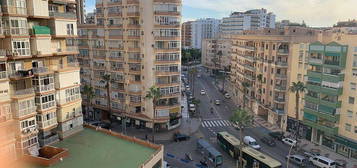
[275,61,288,67]
[154,0,181,3]
[274,97,285,103]
[38,118,57,129]
[64,46,79,54]
[20,125,38,135]
[3,28,29,36]
[33,67,50,75]
[32,26,51,36]
[0,49,6,58]
[35,83,55,93]
[304,108,339,122]
[320,86,343,96]
[0,71,8,80]
[324,60,340,66]
[309,58,323,65]
[49,11,76,19]
[303,119,338,136]
[307,70,322,79]
[306,83,321,92]
[127,0,139,4]
[11,88,35,98]
[277,49,289,55]
[304,95,319,104]
[243,64,255,71]
[322,73,344,83]
[38,101,56,111]
[9,70,34,80]
[2,6,27,15]
[320,99,342,109]
[273,109,285,115]
[275,74,287,79]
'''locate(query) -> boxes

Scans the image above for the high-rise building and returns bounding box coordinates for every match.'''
[303,30,357,159]
[229,27,318,129]
[220,8,275,34]
[181,21,192,49]
[76,0,86,24]
[78,0,182,131]
[191,18,221,49]
[0,0,82,163]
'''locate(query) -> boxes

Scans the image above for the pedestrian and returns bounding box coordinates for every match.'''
[145,134,148,140]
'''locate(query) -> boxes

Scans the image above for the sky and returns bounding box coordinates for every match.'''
[85,0,357,27]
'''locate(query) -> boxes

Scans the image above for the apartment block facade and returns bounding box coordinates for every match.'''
[78,0,182,131]
[221,8,275,34]
[181,21,192,49]
[229,27,318,129]
[201,36,232,72]
[0,0,82,161]
[303,31,357,159]
[191,18,221,49]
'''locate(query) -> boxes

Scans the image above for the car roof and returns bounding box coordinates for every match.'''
[291,155,305,159]
[315,156,335,162]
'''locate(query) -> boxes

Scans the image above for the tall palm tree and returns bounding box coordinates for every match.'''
[146,86,162,139]
[241,82,250,109]
[188,67,197,95]
[230,109,253,168]
[289,81,306,139]
[101,74,113,123]
[82,85,95,120]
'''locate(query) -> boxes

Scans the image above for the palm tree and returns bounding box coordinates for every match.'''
[146,86,162,139]
[188,68,197,95]
[289,81,306,139]
[230,109,254,168]
[82,85,95,120]
[101,74,113,123]
[241,82,250,109]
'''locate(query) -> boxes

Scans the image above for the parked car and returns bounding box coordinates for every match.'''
[282,138,297,147]
[268,132,285,140]
[286,155,308,167]
[243,136,261,150]
[200,89,206,95]
[173,132,190,142]
[309,156,336,168]
[224,93,231,99]
[215,99,220,105]
[303,151,320,158]
[260,136,276,147]
[197,74,201,78]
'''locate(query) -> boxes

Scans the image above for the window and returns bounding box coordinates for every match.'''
[345,123,351,132]
[354,47,357,52]
[297,74,302,81]
[348,110,353,118]
[67,24,74,35]
[12,39,30,56]
[349,97,355,104]
[351,83,357,91]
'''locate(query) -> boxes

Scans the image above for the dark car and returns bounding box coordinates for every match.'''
[268,132,284,141]
[173,133,190,142]
[260,136,276,147]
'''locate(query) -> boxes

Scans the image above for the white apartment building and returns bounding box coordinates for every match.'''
[220,8,275,34]
[191,18,221,49]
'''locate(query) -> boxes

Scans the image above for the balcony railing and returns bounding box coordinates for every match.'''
[3,28,29,36]
[324,60,340,66]
[8,69,33,79]
[38,101,56,111]
[3,6,27,15]
[278,49,289,54]
[0,71,7,79]
[274,97,285,102]
[38,118,57,129]
[49,11,76,19]
[12,88,35,97]
[32,67,49,74]
[65,46,79,53]
[39,133,58,146]
[309,58,323,64]
[59,94,81,104]
[275,61,288,67]
[35,83,55,92]
[15,106,36,118]
[275,74,287,79]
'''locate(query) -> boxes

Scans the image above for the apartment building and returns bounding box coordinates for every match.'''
[220,8,275,34]
[201,36,231,73]
[0,0,82,158]
[78,0,182,131]
[181,21,192,49]
[229,27,318,129]
[191,18,221,49]
[303,30,357,159]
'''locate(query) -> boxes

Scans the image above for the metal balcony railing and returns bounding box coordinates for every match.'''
[49,11,76,19]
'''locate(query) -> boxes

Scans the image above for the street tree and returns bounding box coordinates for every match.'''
[82,85,95,120]
[230,109,253,168]
[146,86,162,140]
[241,82,250,109]
[101,74,114,124]
[289,81,306,139]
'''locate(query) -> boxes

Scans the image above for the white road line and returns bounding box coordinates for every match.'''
[201,122,206,127]
[219,120,227,126]
[224,120,231,126]
[206,121,212,127]
[211,121,217,127]
[214,121,221,127]
[216,121,222,127]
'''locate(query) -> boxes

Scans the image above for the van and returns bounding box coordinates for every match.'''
[286,155,307,167]
[243,136,261,150]
[309,156,336,168]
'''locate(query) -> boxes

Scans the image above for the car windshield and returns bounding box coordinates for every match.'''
[250,141,258,145]
[330,162,336,165]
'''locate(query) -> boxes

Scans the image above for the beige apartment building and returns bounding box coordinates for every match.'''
[0,0,83,162]
[202,36,232,73]
[229,27,318,130]
[78,0,182,131]
[181,21,192,49]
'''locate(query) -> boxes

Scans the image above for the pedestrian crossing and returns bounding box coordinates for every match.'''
[201,120,234,128]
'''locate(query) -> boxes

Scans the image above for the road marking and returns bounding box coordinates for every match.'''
[201,122,206,128]
[206,121,212,127]
[217,120,223,126]
[197,80,222,120]
[210,121,216,127]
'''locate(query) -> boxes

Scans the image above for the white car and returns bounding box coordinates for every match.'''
[189,104,196,112]
[309,156,336,168]
[282,138,297,147]
[197,74,201,78]
[224,93,231,99]
[200,89,206,95]
[243,136,261,150]
[215,99,220,105]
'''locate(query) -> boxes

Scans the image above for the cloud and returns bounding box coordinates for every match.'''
[182,0,357,27]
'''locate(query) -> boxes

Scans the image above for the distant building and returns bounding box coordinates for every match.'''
[202,36,232,73]
[182,21,192,49]
[334,19,357,27]
[275,20,307,28]
[220,8,275,34]
[191,18,221,49]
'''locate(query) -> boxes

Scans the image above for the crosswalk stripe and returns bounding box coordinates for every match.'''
[211,121,217,127]
[221,120,228,126]
[226,120,232,126]
[201,122,206,127]
[206,121,212,127]
[214,121,221,127]
[218,120,225,126]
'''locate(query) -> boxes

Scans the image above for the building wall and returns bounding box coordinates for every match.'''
[191,18,221,49]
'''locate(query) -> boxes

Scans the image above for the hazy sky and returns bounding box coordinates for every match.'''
[85,0,357,27]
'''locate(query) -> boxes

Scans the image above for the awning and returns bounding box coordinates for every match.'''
[335,136,357,150]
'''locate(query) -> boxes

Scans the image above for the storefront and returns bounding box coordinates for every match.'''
[287,117,311,140]
[336,136,357,159]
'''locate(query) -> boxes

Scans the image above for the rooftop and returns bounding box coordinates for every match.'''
[29,128,157,168]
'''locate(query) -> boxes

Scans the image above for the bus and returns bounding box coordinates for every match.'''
[217,131,282,168]
[196,139,223,167]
